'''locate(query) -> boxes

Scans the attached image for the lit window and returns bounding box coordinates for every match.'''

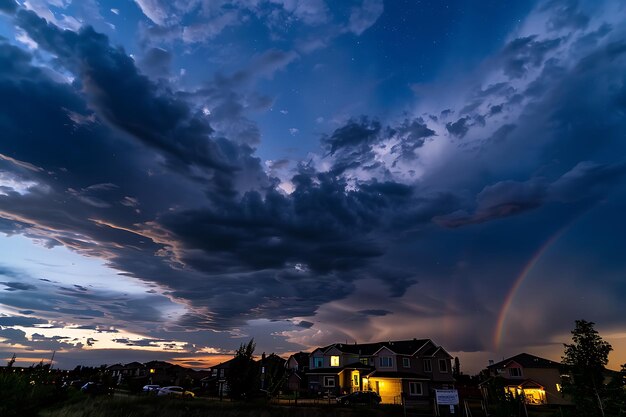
[439,359,448,373]
[323,376,335,387]
[409,382,423,396]
[556,383,562,392]
[380,357,393,367]
[509,367,522,377]
[423,359,432,372]
[330,356,340,367]
[403,358,410,368]
[360,358,369,365]
[314,357,323,368]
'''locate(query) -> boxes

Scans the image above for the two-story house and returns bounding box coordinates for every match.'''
[285,352,309,393]
[305,338,454,404]
[481,353,569,406]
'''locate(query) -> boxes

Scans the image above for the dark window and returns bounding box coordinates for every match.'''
[403,357,411,368]
[509,367,522,377]
[423,359,432,372]
[409,382,423,395]
[438,359,448,373]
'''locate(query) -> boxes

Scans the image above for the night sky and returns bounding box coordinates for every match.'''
[0,0,625,373]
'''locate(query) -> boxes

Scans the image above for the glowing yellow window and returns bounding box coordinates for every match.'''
[330,356,340,367]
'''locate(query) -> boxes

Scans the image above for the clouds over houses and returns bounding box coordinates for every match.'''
[0,0,625,369]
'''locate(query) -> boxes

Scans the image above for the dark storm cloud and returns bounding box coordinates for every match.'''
[137,47,172,79]
[445,117,470,138]
[434,162,626,228]
[14,9,261,191]
[357,309,391,317]
[389,118,436,160]
[500,35,562,79]
[0,327,27,344]
[0,0,16,14]
[1,281,36,291]
[322,117,382,155]
[0,316,48,326]
[1,0,626,361]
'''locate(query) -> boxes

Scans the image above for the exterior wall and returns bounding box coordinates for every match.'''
[286,357,299,371]
[373,347,398,371]
[369,377,402,404]
[401,379,430,401]
[523,368,570,405]
[429,352,453,384]
[307,374,340,396]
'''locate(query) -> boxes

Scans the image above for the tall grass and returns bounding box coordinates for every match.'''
[0,373,69,417]
[42,396,406,417]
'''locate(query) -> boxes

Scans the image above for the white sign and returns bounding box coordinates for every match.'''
[435,389,459,405]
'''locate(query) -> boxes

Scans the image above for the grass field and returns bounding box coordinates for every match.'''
[41,396,409,417]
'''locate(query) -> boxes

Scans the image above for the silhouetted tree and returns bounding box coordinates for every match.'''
[227,339,259,400]
[562,320,613,417]
[7,353,16,368]
[453,356,461,377]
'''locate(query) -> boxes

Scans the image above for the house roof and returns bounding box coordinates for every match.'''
[325,339,432,356]
[288,352,310,367]
[123,362,144,369]
[479,377,545,389]
[210,357,237,370]
[366,371,430,380]
[488,353,561,370]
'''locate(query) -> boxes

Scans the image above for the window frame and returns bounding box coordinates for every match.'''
[323,376,336,387]
[423,359,432,373]
[509,367,522,377]
[330,355,340,367]
[438,359,448,373]
[409,382,423,396]
[313,357,323,368]
[402,357,411,368]
[379,356,393,368]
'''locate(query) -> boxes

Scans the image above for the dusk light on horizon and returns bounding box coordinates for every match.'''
[0,0,626,377]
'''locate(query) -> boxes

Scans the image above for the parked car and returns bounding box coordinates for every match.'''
[142,384,161,394]
[80,382,113,396]
[336,391,381,405]
[157,386,195,398]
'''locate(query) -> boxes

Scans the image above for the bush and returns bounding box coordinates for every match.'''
[0,372,68,417]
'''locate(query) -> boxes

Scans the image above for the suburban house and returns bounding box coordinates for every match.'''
[305,339,455,404]
[285,352,310,394]
[258,353,286,393]
[481,353,569,406]
[201,357,237,396]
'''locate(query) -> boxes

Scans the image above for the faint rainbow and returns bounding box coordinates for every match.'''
[492,225,571,351]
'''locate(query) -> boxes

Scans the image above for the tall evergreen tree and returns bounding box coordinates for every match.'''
[562,320,613,417]
[226,339,259,400]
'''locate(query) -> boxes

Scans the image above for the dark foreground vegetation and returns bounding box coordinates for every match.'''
[43,396,405,417]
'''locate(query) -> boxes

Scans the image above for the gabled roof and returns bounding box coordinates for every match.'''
[479,377,545,389]
[210,357,237,370]
[288,352,310,367]
[488,353,561,370]
[123,362,144,369]
[425,346,453,359]
[367,370,430,380]
[327,339,432,356]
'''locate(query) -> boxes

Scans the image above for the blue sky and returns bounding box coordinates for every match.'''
[0,0,625,373]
